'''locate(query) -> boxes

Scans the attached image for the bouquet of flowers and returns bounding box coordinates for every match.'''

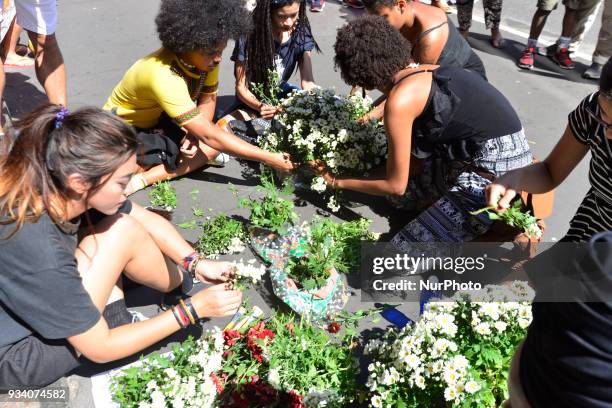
[218,312,360,408]
[364,282,535,408]
[261,88,388,212]
[110,329,225,408]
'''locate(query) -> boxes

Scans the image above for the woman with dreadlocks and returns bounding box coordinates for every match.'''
[218,0,320,135]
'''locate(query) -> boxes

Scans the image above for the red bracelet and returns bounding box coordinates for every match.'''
[182,251,199,271]
[173,305,190,328]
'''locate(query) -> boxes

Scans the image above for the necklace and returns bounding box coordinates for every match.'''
[178,57,196,71]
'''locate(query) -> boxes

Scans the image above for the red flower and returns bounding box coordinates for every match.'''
[210,373,225,394]
[246,322,276,363]
[223,329,242,347]
[327,321,341,333]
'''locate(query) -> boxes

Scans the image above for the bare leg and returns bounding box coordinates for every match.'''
[560,7,578,38]
[144,141,219,185]
[26,30,66,106]
[2,18,32,66]
[216,108,256,132]
[76,213,183,311]
[528,8,552,41]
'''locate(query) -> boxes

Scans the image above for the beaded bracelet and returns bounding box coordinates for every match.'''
[181,251,201,278]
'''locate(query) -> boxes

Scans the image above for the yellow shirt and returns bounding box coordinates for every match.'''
[103,48,219,129]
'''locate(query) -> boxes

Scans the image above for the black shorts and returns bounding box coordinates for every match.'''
[0,300,132,390]
[0,336,80,390]
[135,113,185,171]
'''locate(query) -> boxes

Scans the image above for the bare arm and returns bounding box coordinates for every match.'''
[183,114,293,170]
[412,27,445,65]
[486,125,589,210]
[68,285,242,363]
[299,51,316,91]
[334,77,430,195]
[235,62,264,111]
[197,92,217,122]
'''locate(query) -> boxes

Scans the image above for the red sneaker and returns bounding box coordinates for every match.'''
[552,47,575,70]
[517,47,535,70]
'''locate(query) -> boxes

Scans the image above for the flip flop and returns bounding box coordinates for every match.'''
[4,55,34,68]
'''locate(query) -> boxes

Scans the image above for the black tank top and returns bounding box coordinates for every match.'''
[394,66,521,160]
[414,17,487,81]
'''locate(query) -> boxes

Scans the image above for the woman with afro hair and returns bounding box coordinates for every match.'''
[327,16,533,248]
[104,0,295,195]
[217,0,320,138]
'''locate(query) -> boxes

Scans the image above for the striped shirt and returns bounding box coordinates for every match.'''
[564,92,612,242]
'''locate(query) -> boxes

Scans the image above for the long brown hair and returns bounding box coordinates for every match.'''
[0,104,139,236]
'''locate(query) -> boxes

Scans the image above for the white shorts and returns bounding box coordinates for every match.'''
[14,0,57,35]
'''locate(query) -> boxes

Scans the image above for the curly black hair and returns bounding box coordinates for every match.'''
[334,15,412,90]
[156,0,251,53]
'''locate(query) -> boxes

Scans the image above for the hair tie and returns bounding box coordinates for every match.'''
[55,106,70,129]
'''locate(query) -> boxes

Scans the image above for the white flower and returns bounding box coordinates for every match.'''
[311,176,328,193]
[465,380,481,394]
[414,375,426,389]
[150,390,166,408]
[371,395,383,408]
[474,322,492,336]
[444,386,458,401]
[268,367,281,389]
[327,195,341,212]
[494,321,508,333]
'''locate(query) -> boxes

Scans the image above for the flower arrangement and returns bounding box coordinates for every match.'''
[218,312,360,408]
[110,329,225,408]
[364,282,535,408]
[287,217,375,291]
[195,213,246,259]
[261,88,388,212]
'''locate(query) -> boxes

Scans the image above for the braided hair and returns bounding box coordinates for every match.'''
[245,0,320,93]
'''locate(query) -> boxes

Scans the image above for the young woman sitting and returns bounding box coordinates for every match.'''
[218,0,319,132]
[360,0,487,122]
[103,0,295,195]
[325,16,532,248]
[0,105,242,389]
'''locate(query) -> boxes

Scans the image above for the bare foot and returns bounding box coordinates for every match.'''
[3,53,34,68]
[490,28,504,48]
[431,0,452,13]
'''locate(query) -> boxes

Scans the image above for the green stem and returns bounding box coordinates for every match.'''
[469,206,495,216]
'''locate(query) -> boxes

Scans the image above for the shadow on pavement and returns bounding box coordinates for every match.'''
[4,71,47,119]
[467,32,596,84]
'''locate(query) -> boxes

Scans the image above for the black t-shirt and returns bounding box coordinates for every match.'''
[0,201,132,357]
[231,29,315,83]
[520,232,612,407]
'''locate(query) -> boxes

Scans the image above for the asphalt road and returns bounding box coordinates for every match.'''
[1,0,605,406]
